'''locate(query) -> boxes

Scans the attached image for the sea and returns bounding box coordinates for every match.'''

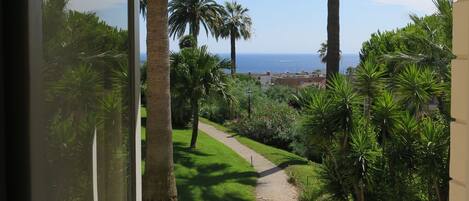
[140,53,360,73]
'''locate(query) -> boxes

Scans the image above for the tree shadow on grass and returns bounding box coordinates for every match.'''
[173,141,258,201]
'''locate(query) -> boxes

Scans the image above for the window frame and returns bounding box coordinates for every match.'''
[2,0,141,200]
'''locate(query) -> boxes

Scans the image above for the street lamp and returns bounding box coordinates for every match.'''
[247,88,252,119]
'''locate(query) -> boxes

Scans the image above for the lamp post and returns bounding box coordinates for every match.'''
[247,88,252,119]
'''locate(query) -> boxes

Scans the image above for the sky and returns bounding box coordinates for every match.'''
[68,0,437,55]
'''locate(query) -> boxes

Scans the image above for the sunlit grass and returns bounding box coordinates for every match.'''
[141,108,256,201]
[200,117,324,200]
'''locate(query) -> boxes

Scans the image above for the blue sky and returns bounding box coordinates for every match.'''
[139,0,435,54]
[70,0,436,55]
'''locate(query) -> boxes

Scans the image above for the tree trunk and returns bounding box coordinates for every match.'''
[434,179,443,201]
[190,99,200,148]
[326,0,340,82]
[230,32,237,77]
[143,0,178,200]
[353,183,365,201]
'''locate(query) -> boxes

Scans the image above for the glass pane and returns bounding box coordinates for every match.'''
[41,0,132,201]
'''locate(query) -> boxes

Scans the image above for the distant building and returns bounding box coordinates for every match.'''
[272,75,326,89]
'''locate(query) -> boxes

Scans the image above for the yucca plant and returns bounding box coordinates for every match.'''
[371,91,400,146]
[301,90,339,149]
[354,59,386,117]
[395,65,442,118]
[417,117,449,201]
[347,119,381,201]
[328,74,359,148]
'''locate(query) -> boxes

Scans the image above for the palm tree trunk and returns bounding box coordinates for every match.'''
[230,32,237,76]
[143,0,178,200]
[326,0,340,82]
[190,98,200,148]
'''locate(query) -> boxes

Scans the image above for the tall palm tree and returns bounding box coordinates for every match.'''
[326,0,340,81]
[143,0,178,200]
[171,46,231,148]
[168,0,225,43]
[218,1,252,76]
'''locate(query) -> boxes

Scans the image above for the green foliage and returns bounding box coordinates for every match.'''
[199,118,323,201]
[178,35,197,49]
[228,98,298,149]
[168,0,225,39]
[170,44,231,147]
[265,85,296,103]
[217,1,252,40]
[43,1,131,200]
[298,33,451,200]
[395,65,442,117]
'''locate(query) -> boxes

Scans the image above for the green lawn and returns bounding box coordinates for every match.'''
[172,129,257,201]
[200,118,324,200]
[142,109,256,201]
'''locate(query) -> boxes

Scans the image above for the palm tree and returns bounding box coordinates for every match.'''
[168,0,225,43]
[326,0,340,81]
[171,46,231,148]
[143,0,178,200]
[218,1,252,76]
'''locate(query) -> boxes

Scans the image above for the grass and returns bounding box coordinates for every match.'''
[142,108,256,201]
[200,117,324,200]
[172,129,257,201]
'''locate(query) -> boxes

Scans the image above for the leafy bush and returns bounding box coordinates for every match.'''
[227,98,298,150]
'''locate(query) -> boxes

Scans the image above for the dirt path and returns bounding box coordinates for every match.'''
[199,122,298,201]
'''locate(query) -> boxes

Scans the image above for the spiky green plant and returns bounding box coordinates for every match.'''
[354,59,386,116]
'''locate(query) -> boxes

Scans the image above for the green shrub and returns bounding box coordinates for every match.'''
[227,98,298,150]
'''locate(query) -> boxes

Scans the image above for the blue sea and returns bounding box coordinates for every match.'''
[141,53,360,73]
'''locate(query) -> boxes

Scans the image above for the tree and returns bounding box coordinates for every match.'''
[326,0,340,81]
[168,0,225,43]
[143,0,178,200]
[171,46,231,148]
[218,1,252,76]
[318,41,341,64]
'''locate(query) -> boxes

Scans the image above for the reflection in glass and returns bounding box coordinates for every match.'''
[42,0,131,200]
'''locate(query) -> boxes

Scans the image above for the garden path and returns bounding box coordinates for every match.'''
[199,122,298,201]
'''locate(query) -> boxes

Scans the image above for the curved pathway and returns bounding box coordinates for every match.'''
[199,122,298,201]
